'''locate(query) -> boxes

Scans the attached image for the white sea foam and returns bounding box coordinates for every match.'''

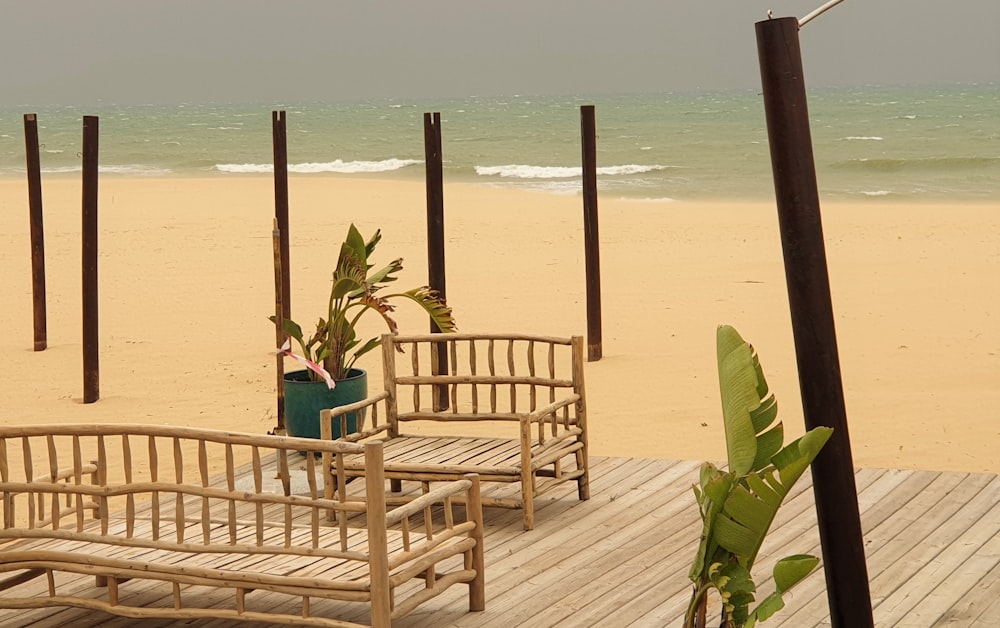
[40,165,173,176]
[842,136,884,141]
[480,179,582,195]
[216,163,272,174]
[475,164,669,179]
[101,165,173,175]
[862,190,893,196]
[290,159,421,174]
[626,196,677,203]
[216,158,421,174]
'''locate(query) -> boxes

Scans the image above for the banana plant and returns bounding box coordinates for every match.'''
[684,325,833,628]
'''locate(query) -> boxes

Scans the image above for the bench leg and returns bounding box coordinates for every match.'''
[575,448,590,501]
[465,474,486,612]
[521,471,535,531]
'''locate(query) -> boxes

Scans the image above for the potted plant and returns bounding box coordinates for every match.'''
[272,223,456,439]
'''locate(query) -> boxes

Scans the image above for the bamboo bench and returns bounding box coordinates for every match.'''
[323,333,590,531]
[0,424,484,627]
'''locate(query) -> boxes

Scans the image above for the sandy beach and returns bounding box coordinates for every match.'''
[0,176,997,479]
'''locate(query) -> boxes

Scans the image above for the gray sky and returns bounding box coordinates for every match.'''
[2,1,997,105]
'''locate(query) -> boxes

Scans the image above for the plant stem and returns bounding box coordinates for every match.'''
[685,582,711,628]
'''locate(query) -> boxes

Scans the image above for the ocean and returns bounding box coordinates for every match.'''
[0,84,997,201]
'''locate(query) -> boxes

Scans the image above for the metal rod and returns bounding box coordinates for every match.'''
[424,112,449,410]
[799,0,847,28]
[272,110,291,320]
[272,219,285,433]
[756,16,873,627]
[81,116,100,404]
[580,105,602,362]
[23,114,47,351]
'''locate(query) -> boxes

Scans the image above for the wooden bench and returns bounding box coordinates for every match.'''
[0,424,484,627]
[323,333,590,530]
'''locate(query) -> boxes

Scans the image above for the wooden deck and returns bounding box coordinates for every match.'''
[2,455,998,627]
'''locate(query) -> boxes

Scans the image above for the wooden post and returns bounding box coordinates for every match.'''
[23,114,47,351]
[272,111,291,320]
[756,16,873,628]
[81,116,100,404]
[272,111,290,433]
[364,442,392,625]
[424,112,449,410]
[580,105,602,361]
[272,220,285,433]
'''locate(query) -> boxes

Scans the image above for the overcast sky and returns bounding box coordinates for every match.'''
[2,1,997,106]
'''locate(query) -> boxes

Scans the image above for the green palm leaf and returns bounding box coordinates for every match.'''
[714,428,832,566]
[367,258,403,286]
[394,287,458,333]
[745,555,821,627]
[717,325,782,476]
[331,242,368,300]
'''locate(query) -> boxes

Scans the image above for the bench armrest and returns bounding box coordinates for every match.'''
[320,392,392,442]
[526,394,582,424]
[385,475,478,527]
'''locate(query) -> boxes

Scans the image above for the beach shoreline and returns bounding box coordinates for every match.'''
[1,175,997,478]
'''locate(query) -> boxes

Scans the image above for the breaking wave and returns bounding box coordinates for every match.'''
[475,164,671,179]
[216,158,421,174]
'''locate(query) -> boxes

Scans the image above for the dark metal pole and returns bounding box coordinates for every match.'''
[272,110,290,432]
[273,220,286,433]
[23,114,47,351]
[272,110,291,320]
[580,105,602,361]
[424,112,448,410]
[424,112,446,311]
[756,16,873,628]
[82,116,100,404]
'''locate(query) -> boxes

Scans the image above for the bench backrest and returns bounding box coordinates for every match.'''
[379,333,586,433]
[0,425,376,558]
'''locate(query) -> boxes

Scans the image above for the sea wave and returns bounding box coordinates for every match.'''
[215,158,421,174]
[841,136,884,141]
[36,164,173,176]
[475,164,670,179]
[831,156,1000,171]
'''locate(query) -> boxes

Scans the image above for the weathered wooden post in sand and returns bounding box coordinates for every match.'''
[272,110,291,432]
[424,112,449,410]
[580,105,602,361]
[273,110,291,320]
[82,116,100,403]
[756,8,874,627]
[272,219,286,433]
[23,114,47,351]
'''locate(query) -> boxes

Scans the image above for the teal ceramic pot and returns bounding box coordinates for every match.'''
[283,368,367,439]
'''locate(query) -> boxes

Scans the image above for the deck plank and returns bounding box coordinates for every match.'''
[1,456,998,627]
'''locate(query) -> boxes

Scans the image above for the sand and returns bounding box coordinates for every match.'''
[1,176,997,479]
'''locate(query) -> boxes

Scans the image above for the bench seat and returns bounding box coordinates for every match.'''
[1,521,476,600]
